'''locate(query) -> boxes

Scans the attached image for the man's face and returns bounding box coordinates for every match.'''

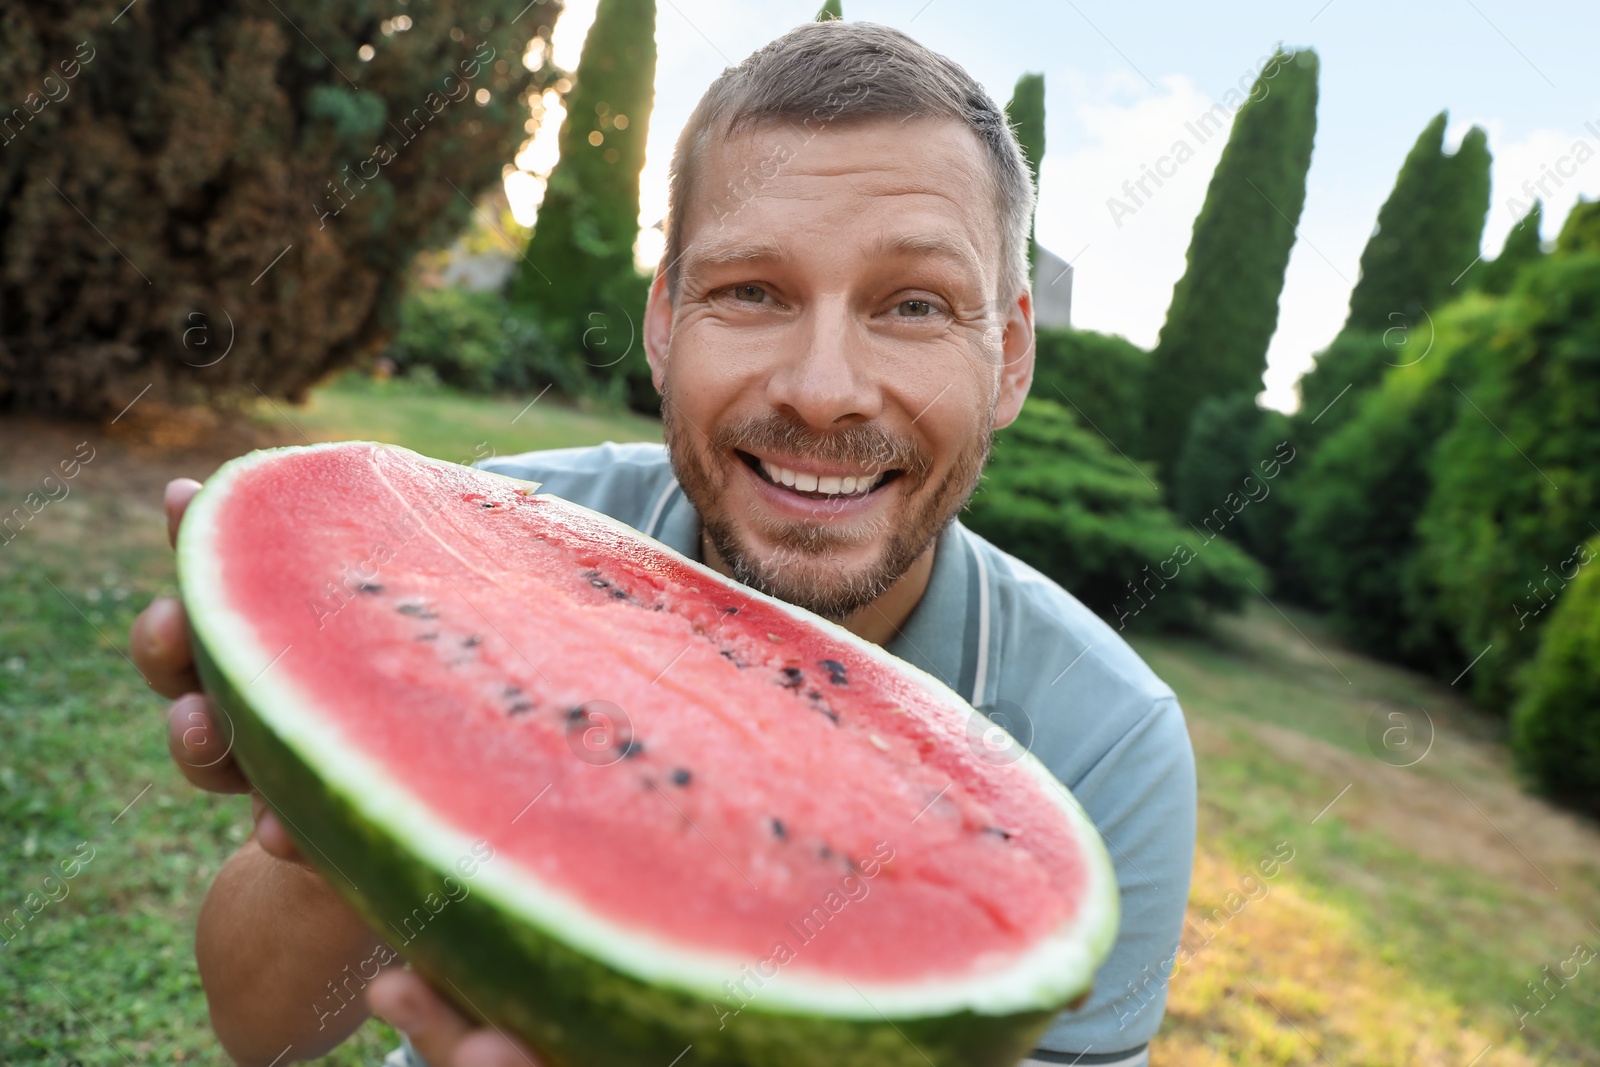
[644,116,1033,621]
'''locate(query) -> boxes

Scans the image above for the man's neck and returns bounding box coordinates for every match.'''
[698,534,937,647]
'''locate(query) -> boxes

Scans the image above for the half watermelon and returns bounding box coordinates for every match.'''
[177,441,1118,1066]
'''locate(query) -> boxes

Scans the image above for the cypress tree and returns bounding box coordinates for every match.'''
[1554,196,1600,254]
[511,0,656,377]
[1342,112,1492,333]
[1144,48,1320,477]
[1473,200,1544,296]
[816,0,843,20]
[1004,73,1045,276]
[1290,115,1490,442]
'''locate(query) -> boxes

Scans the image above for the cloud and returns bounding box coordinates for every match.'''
[1033,70,1231,351]
[1461,114,1600,254]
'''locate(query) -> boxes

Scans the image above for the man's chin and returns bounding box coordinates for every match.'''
[712,532,895,622]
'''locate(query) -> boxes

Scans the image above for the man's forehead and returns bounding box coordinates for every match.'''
[677,115,998,283]
[678,229,986,283]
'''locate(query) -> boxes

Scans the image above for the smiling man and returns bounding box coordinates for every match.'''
[130,19,1194,1067]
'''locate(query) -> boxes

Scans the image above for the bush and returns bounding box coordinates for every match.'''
[385,289,607,403]
[1285,300,1499,671]
[1029,327,1151,457]
[1172,392,1295,576]
[1412,252,1600,710]
[1511,535,1600,814]
[1290,330,1399,445]
[964,397,1266,633]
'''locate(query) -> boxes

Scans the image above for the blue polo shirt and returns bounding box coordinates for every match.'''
[395,440,1195,1067]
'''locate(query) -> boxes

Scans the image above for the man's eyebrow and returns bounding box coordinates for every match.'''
[870,231,985,276]
[679,240,787,277]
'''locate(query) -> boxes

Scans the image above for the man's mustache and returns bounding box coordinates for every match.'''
[707,413,933,482]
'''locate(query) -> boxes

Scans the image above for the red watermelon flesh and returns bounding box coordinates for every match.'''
[178,441,1118,1060]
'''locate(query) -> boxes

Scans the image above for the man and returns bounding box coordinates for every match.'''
[130,19,1194,1067]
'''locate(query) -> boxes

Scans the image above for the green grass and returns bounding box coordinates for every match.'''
[261,373,661,462]
[0,380,656,1065]
[1131,608,1600,1065]
[4,378,1597,1065]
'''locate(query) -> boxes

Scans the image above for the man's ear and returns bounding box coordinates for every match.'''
[644,268,673,394]
[992,290,1035,430]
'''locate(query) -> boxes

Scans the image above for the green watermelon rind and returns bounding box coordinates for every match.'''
[178,441,1120,1064]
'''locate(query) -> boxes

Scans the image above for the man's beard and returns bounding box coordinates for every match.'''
[661,388,993,622]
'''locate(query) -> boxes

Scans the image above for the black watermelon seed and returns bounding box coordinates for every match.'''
[818,707,840,724]
[820,659,848,685]
[983,826,1013,840]
[462,635,482,647]
[818,844,832,858]
[480,501,496,508]
[590,578,610,589]
[610,588,629,600]
[723,606,739,615]
[621,738,644,758]
[779,667,804,689]
[770,818,787,839]
[670,768,691,786]
[416,632,439,641]
[358,582,384,594]
[508,701,534,715]
[566,706,588,723]
[397,603,437,619]
[807,689,822,700]
[505,685,524,698]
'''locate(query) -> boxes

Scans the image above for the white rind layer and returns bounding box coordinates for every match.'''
[178,441,1120,1020]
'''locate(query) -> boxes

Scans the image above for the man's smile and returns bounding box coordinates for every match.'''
[734,448,905,500]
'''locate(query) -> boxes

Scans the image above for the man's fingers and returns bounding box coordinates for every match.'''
[131,597,198,698]
[455,1030,541,1067]
[167,693,251,793]
[250,795,307,865]
[166,478,203,549]
[368,970,540,1067]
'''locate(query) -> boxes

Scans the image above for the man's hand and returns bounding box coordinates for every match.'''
[368,970,542,1067]
[130,477,542,1066]
[129,478,301,858]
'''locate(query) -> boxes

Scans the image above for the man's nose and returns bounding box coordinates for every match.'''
[764,295,882,430]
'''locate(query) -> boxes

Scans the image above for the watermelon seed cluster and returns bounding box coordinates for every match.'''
[364,548,1011,874]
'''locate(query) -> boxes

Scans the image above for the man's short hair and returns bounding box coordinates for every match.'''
[662,20,1036,308]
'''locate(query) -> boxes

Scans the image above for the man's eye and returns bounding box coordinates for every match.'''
[730,284,768,303]
[896,299,935,317]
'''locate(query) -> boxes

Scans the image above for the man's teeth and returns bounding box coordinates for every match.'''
[759,460,877,496]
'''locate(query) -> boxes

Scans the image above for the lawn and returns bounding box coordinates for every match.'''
[2,377,1595,1065]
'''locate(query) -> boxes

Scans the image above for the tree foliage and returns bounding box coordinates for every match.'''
[1004,72,1044,276]
[1555,196,1600,254]
[1029,327,1149,457]
[1289,330,1398,445]
[1511,533,1600,815]
[1472,200,1545,297]
[1287,299,1500,670]
[0,0,561,417]
[510,0,656,410]
[1172,392,1295,574]
[1411,250,1600,710]
[1342,112,1491,335]
[384,288,597,399]
[965,397,1265,634]
[815,0,843,20]
[1143,47,1319,477]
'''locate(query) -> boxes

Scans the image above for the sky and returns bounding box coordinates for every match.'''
[503,0,1600,413]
